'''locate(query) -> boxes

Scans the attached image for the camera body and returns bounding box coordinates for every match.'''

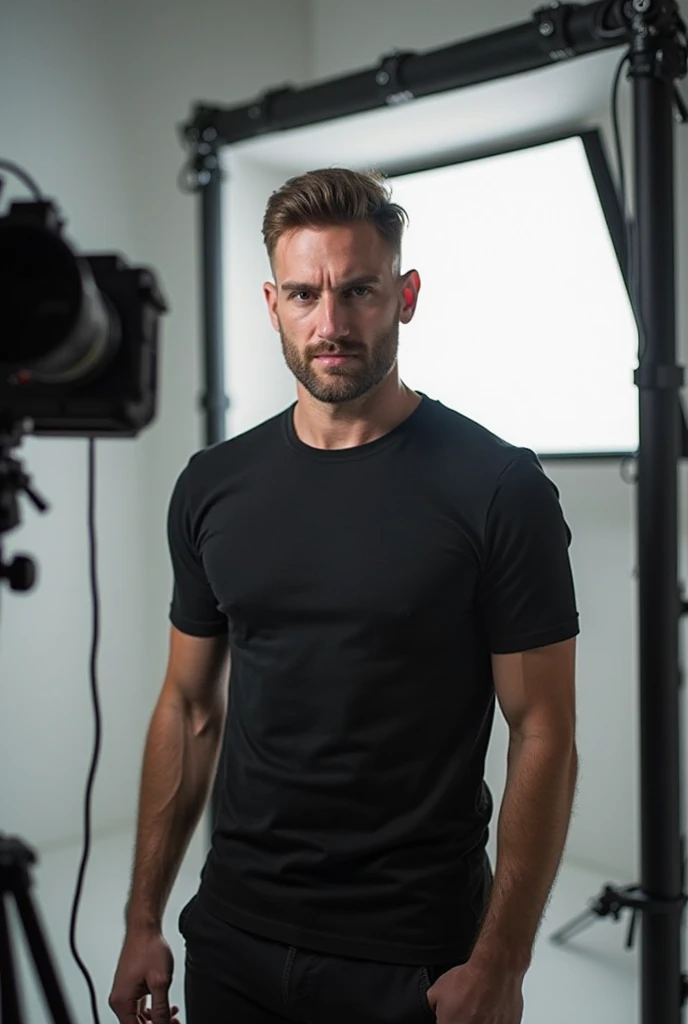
[0,200,167,437]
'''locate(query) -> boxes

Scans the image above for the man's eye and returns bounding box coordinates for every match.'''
[288,287,370,301]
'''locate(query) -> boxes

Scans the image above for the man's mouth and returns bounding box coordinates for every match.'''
[313,354,358,366]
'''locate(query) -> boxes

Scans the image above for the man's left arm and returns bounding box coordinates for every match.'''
[471,636,578,976]
[425,452,579,1021]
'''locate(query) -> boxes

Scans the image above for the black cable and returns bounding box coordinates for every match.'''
[612,48,647,370]
[611,53,629,227]
[67,438,102,1024]
[593,0,629,42]
[610,49,642,482]
[0,159,44,201]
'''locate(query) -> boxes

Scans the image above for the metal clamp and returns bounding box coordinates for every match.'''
[634,363,685,389]
[534,1,576,60]
[593,884,687,952]
[626,0,688,79]
[178,107,224,192]
[246,87,295,131]
[374,51,416,104]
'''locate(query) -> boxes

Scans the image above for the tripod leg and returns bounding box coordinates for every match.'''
[549,906,599,945]
[13,882,74,1024]
[0,889,26,1024]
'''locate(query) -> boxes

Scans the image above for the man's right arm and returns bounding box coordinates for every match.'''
[125,625,230,933]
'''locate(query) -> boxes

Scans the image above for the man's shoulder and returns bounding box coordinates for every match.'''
[421,398,533,476]
[186,406,289,481]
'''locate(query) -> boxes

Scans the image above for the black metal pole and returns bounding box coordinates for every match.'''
[196,148,230,833]
[199,157,229,448]
[630,5,685,1022]
[182,1,631,147]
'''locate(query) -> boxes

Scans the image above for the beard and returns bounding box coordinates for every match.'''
[279,315,401,404]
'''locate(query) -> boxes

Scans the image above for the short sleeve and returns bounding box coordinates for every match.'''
[167,460,228,637]
[477,452,579,654]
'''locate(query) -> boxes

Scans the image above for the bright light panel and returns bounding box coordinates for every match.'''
[392,136,639,456]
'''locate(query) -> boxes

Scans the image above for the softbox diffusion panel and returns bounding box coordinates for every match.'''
[392,133,638,458]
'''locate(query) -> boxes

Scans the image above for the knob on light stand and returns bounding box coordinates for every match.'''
[0,416,46,593]
[0,414,76,1024]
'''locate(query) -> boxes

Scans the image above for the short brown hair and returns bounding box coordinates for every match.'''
[262,167,408,273]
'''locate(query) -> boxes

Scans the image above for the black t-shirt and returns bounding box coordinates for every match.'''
[167,394,579,966]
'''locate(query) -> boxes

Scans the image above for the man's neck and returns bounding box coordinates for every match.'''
[293,380,422,451]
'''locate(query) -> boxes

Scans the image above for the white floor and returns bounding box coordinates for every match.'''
[5,825,645,1023]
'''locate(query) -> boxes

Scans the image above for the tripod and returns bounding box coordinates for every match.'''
[550,883,644,946]
[0,417,76,1023]
[551,588,688,978]
[550,875,688,1006]
[0,836,75,1023]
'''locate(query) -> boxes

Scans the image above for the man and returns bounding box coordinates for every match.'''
[110,167,579,1024]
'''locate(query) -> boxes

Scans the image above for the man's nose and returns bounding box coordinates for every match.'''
[317,294,351,341]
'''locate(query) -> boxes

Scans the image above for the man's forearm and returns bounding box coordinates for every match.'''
[470,732,578,973]
[125,689,226,932]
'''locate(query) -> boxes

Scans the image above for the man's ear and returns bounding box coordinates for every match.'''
[264,281,280,332]
[399,270,421,324]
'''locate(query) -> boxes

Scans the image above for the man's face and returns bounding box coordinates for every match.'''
[264,223,418,404]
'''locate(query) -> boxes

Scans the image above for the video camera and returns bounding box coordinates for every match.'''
[0,160,168,595]
[0,190,167,437]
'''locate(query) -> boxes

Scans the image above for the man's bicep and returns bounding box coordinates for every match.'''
[478,452,579,654]
[491,637,577,742]
[167,460,228,637]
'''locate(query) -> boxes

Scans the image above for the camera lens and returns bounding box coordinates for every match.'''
[0,223,118,383]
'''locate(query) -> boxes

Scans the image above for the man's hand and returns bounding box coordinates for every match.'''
[427,958,525,1023]
[109,927,180,1024]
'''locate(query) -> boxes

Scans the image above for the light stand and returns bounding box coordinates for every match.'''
[0,417,76,1023]
[554,12,688,1017]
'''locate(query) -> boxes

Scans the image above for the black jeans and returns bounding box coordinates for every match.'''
[178,897,460,1023]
